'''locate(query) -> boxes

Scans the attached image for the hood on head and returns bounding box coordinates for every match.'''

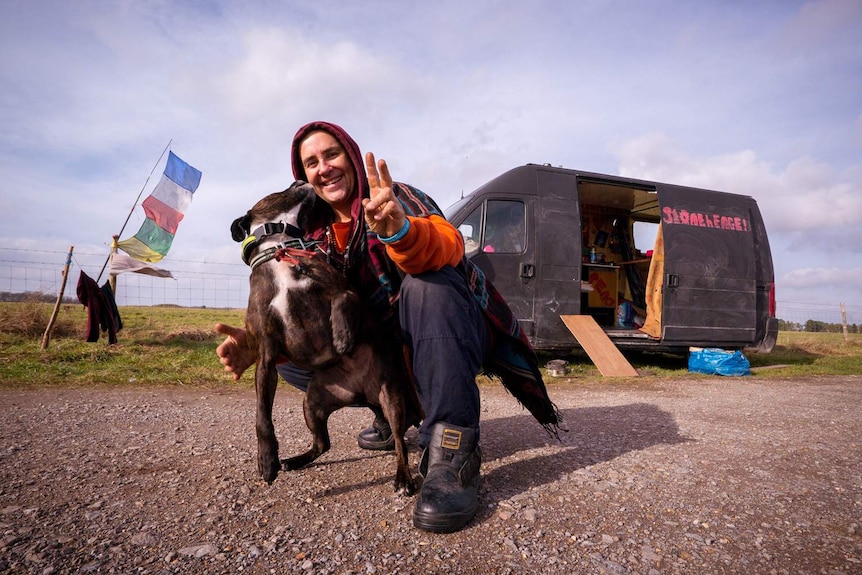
[291,121,369,207]
[290,121,371,246]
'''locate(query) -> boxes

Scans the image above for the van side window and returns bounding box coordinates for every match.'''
[458,206,483,257]
[483,200,525,254]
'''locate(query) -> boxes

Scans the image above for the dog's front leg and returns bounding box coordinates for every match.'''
[380,391,416,496]
[255,360,281,483]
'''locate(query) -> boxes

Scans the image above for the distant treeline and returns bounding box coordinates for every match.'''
[777,319,860,333]
[0,291,857,333]
[0,291,78,304]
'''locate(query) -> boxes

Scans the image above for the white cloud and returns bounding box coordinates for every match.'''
[612,133,862,237]
[777,0,862,55]
[782,267,862,291]
[210,27,397,127]
[777,266,862,324]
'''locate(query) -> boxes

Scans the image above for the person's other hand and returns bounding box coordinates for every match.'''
[363,152,406,238]
[215,323,257,380]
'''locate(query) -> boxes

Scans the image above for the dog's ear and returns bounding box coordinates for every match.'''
[292,181,317,230]
[230,213,251,242]
[330,291,362,355]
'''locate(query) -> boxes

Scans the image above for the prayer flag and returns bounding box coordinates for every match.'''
[109,252,175,279]
[118,151,202,262]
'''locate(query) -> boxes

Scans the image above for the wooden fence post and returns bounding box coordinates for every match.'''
[40,245,74,350]
[840,302,849,343]
[109,235,119,298]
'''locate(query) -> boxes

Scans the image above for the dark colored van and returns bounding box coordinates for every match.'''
[444,164,778,353]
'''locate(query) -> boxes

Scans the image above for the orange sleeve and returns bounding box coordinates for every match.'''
[384,215,464,274]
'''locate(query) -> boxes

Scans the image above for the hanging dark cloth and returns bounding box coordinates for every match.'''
[100,281,122,333]
[615,220,646,310]
[76,271,122,344]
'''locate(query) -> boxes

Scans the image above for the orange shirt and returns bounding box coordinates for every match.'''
[332,216,463,275]
[331,221,352,251]
[385,215,463,274]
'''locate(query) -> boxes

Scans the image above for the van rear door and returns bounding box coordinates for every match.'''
[656,184,760,345]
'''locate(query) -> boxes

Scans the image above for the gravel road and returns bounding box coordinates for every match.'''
[1,375,860,574]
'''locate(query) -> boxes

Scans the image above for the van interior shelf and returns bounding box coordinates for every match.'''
[618,258,651,265]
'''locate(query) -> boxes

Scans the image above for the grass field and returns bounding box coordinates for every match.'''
[1,302,860,388]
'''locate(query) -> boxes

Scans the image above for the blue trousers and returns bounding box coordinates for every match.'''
[277,266,490,447]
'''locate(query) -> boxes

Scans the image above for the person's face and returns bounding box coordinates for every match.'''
[299,131,356,222]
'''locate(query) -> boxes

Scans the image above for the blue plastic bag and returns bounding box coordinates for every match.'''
[688,347,751,376]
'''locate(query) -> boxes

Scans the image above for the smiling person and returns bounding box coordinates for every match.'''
[216,121,560,533]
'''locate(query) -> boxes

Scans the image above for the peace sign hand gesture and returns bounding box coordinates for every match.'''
[363,152,406,238]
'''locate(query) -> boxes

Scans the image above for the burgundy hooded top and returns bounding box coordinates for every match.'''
[290,121,404,321]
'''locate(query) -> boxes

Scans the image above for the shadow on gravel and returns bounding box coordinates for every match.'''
[302,403,688,510]
[475,403,690,524]
[298,436,427,497]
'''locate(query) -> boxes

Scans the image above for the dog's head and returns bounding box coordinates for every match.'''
[231,180,317,244]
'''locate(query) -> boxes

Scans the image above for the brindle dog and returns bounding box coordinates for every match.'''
[231,181,422,494]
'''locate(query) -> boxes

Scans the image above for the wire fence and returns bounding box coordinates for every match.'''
[0,247,249,309]
[1,247,860,326]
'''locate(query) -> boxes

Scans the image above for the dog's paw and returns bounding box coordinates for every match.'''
[394,475,417,497]
[258,456,280,484]
[282,454,310,471]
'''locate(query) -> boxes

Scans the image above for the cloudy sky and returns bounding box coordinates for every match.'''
[1,0,860,323]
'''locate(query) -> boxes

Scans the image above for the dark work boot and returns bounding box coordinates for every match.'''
[357,407,395,451]
[413,422,481,533]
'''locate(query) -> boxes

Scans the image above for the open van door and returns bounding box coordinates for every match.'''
[655,184,761,346]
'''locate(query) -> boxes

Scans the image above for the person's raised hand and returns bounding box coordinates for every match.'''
[215,323,257,380]
[363,152,406,238]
